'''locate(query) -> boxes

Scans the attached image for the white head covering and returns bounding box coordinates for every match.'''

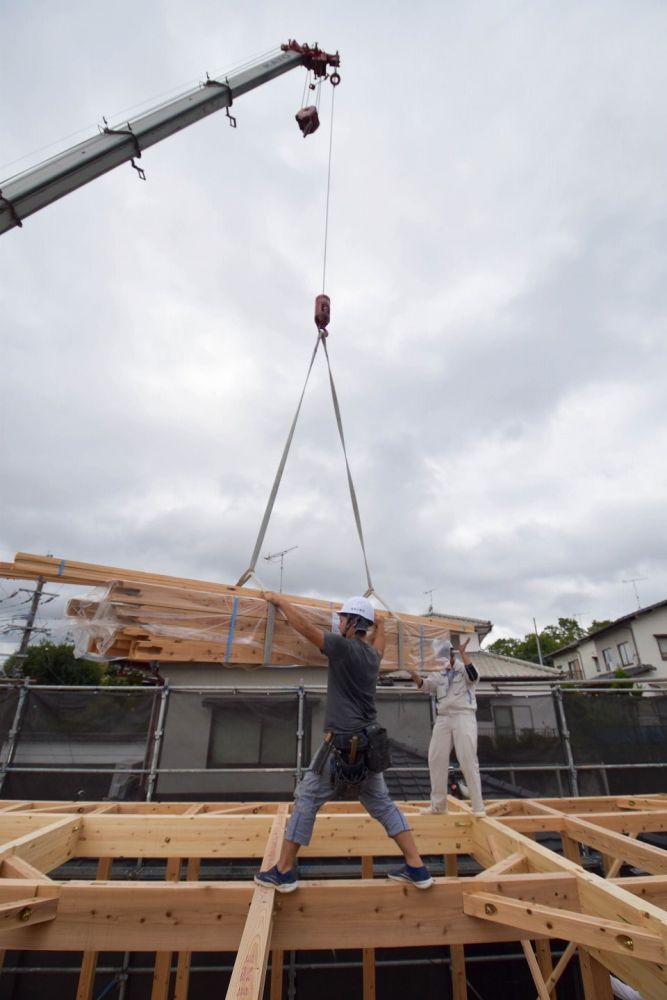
[432,639,453,662]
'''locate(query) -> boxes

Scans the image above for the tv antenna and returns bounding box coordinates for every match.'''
[622,576,647,611]
[424,589,437,614]
[264,546,298,592]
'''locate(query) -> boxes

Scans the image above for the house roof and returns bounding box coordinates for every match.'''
[383,649,564,683]
[471,650,565,681]
[426,611,493,640]
[552,597,667,656]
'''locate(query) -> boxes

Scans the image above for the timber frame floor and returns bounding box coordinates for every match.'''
[0,796,666,1000]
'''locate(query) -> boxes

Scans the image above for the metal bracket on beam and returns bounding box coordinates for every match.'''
[204,76,237,127]
[102,120,146,179]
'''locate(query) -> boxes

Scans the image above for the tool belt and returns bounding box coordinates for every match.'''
[310,724,392,801]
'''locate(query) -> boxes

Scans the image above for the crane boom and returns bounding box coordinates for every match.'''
[0,42,340,236]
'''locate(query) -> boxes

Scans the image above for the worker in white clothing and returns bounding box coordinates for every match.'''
[408,637,485,816]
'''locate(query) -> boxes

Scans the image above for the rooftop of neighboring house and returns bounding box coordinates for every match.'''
[552,597,667,656]
[426,611,493,642]
[383,648,565,685]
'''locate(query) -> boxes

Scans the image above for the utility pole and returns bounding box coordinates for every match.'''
[8,577,57,675]
[622,577,647,611]
[533,617,544,666]
[264,546,298,593]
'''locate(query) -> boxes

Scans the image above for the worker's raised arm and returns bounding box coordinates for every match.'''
[459,637,479,682]
[263,592,325,653]
[371,614,386,657]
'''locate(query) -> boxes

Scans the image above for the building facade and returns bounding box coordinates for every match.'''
[551,599,667,681]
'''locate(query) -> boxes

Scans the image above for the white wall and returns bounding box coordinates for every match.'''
[551,605,667,680]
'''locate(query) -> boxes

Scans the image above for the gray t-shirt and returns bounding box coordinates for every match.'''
[322,631,381,733]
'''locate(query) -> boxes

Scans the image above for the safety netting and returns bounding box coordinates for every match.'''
[562,689,667,795]
[0,685,664,802]
[0,687,157,801]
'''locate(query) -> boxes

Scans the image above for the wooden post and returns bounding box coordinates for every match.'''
[76,857,112,1000]
[445,854,467,1000]
[151,856,181,1000]
[561,834,613,1000]
[361,857,376,1000]
[269,949,284,1000]
[174,857,201,1000]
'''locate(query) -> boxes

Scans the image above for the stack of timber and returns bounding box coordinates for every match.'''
[0,552,467,670]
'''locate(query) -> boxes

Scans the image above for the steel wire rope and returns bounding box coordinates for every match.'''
[321,82,335,293]
[238,76,391,613]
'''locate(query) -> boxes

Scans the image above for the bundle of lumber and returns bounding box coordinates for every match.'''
[0,553,467,671]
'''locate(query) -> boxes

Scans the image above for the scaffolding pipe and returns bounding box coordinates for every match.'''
[145,683,170,802]
[0,679,30,796]
[295,684,305,781]
[552,685,580,797]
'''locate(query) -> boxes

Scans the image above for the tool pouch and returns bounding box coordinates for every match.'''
[330,751,367,800]
[365,723,391,773]
[310,732,334,775]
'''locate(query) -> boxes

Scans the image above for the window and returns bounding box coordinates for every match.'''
[206,696,300,768]
[656,635,667,661]
[617,641,633,666]
[567,659,579,679]
[493,704,533,739]
[602,647,614,670]
[593,655,601,673]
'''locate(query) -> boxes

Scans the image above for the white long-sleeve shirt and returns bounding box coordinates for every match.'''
[421,658,478,714]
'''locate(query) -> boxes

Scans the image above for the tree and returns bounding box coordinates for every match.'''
[4,642,103,685]
[487,618,586,665]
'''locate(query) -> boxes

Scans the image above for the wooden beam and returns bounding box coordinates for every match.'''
[474,851,528,880]
[0,816,82,873]
[1,855,51,881]
[462,890,666,962]
[225,805,289,1000]
[0,876,574,952]
[564,816,667,875]
[521,939,551,1000]
[74,812,474,859]
[534,939,555,998]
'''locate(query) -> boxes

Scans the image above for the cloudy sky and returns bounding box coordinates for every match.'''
[2,0,667,655]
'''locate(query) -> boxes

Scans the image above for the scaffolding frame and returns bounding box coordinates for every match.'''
[1,680,665,802]
[0,794,665,999]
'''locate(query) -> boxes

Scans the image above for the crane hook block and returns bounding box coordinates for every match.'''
[296,106,320,137]
[315,294,331,336]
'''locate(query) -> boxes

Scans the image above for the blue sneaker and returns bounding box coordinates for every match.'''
[387,864,434,889]
[253,864,298,893]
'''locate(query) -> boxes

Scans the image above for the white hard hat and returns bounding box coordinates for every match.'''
[339,596,375,623]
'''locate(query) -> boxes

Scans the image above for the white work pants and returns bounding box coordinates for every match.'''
[428,712,485,815]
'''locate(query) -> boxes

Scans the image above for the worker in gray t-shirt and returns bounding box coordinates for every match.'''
[254,592,434,892]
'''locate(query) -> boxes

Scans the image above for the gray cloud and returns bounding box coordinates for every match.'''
[2,1,667,648]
